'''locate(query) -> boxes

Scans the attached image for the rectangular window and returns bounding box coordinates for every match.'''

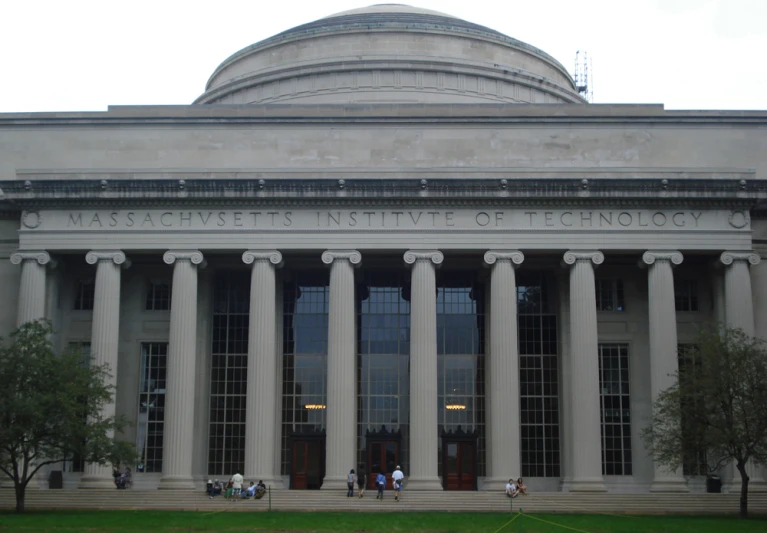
[595,279,625,312]
[74,279,95,310]
[145,280,171,311]
[678,344,707,476]
[137,342,167,473]
[63,342,91,473]
[599,343,632,475]
[518,273,560,478]
[675,280,699,311]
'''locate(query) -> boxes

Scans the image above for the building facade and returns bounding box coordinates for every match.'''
[1,5,767,493]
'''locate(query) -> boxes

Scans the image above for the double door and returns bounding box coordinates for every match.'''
[367,441,399,490]
[291,438,324,490]
[443,440,476,490]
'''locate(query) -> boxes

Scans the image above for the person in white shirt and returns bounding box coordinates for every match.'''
[244,482,256,499]
[231,473,244,501]
[392,466,405,501]
[505,479,518,498]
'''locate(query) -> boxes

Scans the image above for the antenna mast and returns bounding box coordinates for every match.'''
[574,50,593,103]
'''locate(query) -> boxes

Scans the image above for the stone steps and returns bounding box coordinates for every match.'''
[2,489,766,514]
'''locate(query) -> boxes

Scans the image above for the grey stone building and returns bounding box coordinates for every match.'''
[1,4,766,493]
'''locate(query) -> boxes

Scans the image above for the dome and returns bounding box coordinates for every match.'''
[194,4,584,105]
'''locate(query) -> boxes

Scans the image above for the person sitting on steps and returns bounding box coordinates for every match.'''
[505,479,518,498]
[516,478,528,496]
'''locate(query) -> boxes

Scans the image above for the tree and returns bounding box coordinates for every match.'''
[0,320,136,513]
[642,326,767,518]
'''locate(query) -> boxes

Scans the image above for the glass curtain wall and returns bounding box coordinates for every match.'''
[136,342,167,473]
[518,273,560,477]
[436,273,486,476]
[208,272,249,476]
[356,272,411,473]
[281,273,329,475]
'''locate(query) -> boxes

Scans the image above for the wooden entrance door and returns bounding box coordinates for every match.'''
[443,440,475,490]
[367,441,399,490]
[291,439,323,489]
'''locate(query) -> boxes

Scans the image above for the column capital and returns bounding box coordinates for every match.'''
[404,250,443,266]
[642,251,683,267]
[10,250,51,265]
[86,250,130,268]
[242,250,283,267]
[163,250,205,266]
[563,250,604,266]
[322,250,362,266]
[484,250,524,267]
[720,251,761,266]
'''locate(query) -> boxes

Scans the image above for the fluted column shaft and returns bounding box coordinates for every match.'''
[322,250,361,489]
[10,251,51,326]
[159,251,204,490]
[404,250,443,490]
[563,251,606,491]
[243,251,283,487]
[720,251,765,489]
[81,251,128,489]
[643,251,688,492]
[483,251,524,490]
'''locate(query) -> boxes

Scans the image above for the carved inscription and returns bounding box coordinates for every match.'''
[27,209,730,232]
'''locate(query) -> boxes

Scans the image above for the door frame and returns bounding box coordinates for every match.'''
[440,426,478,491]
[288,429,326,490]
[365,425,403,489]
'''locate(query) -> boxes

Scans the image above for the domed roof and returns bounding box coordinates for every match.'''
[195,4,583,105]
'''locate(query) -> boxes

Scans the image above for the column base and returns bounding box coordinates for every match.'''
[320,476,350,491]
[650,479,689,492]
[569,478,606,492]
[483,477,515,491]
[245,476,285,490]
[748,480,767,493]
[405,476,443,490]
[79,476,116,490]
[158,476,197,490]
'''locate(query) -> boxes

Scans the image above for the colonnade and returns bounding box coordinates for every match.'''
[8,247,763,491]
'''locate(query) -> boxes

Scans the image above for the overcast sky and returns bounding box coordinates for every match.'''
[1,0,764,113]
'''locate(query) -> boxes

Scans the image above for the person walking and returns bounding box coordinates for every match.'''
[357,471,367,498]
[392,465,404,501]
[375,472,386,500]
[347,469,356,497]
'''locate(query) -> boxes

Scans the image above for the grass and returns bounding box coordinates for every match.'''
[1,511,767,533]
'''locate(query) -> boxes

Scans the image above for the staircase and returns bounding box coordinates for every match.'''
[2,489,766,514]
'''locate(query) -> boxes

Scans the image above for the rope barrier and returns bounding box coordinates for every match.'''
[520,512,594,533]
[491,511,521,533]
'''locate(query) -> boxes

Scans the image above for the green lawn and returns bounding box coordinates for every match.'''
[0,510,766,533]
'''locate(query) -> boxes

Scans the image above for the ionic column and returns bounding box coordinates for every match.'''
[720,251,766,491]
[10,251,51,326]
[403,250,443,490]
[80,251,129,489]
[482,251,524,491]
[321,250,361,490]
[642,251,688,492]
[159,251,204,490]
[243,251,284,488]
[562,251,606,491]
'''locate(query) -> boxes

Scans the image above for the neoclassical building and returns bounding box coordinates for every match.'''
[1,4,766,493]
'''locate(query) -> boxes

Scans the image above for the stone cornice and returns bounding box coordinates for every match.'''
[1,176,763,210]
[720,251,761,266]
[404,250,444,266]
[321,250,362,266]
[642,251,684,266]
[563,251,604,266]
[242,250,283,267]
[483,250,525,266]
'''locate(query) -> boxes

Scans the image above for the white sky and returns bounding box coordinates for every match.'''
[1,0,765,112]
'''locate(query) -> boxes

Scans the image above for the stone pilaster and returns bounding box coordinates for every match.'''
[562,251,606,491]
[10,251,51,326]
[243,251,284,488]
[321,250,361,490]
[80,251,129,489]
[403,250,443,490]
[642,251,689,492]
[720,251,766,491]
[159,250,204,490]
[482,250,524,491]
